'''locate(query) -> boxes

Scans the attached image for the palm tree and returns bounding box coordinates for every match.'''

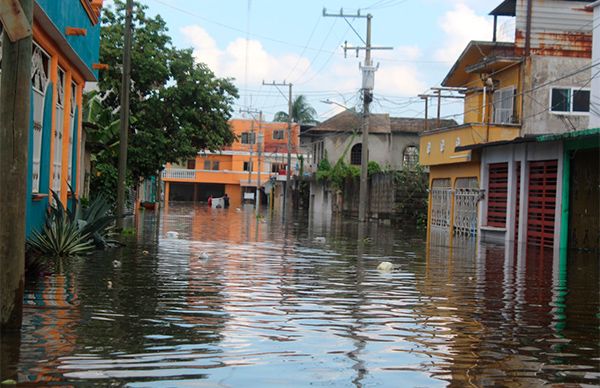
[273,95,318,124]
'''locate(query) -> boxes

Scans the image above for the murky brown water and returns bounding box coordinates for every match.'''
[2,204,599,387]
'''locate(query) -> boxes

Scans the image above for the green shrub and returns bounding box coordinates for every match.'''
[27,191,121,257]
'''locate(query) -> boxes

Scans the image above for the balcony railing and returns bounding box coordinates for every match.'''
[162,168,196,180]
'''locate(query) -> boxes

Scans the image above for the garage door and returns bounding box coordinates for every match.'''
[527,160,558,248]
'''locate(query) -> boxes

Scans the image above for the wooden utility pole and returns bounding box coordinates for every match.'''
[116,0,133,229]
[256,111,263,213]
[262,81,293,218]
[323,9,392,222]
[0,0,33,331]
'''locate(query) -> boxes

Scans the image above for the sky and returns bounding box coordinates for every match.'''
[119,0,516,122]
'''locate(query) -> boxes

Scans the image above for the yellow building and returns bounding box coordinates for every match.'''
[421,0,594,249]
[420,40,521,238]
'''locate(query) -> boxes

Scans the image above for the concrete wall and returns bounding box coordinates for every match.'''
[309,180,333,221]
[521,56,590,135]
[323,132,418,169]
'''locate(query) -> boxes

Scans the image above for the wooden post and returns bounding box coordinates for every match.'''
[116,0,133,228]
[0,0,33,331]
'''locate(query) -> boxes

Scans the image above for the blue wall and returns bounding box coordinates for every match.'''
[36,0,100,78]
[26,83,54,237]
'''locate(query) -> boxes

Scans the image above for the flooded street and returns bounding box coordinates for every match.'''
[3,204,599,387]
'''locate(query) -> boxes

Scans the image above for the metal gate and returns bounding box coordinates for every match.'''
[453,177,479,236]
[431,179,451,231]
[487,163,508,227]
[527,160,558,248]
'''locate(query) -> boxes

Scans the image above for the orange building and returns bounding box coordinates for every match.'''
[162,118,301,209]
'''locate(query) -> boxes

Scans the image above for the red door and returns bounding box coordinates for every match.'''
[527,160,558,248]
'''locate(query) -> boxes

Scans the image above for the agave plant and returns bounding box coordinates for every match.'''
[28,213,94,257]
[27,190,120,257]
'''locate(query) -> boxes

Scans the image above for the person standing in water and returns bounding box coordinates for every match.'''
[223,193,230,208]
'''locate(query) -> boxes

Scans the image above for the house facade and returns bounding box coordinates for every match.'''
[0,0,102,237]
[420,0,596,250]
[302,110,455,172]
[161,118,301,209]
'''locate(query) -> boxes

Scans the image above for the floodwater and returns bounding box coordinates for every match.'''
[2,204,599,387]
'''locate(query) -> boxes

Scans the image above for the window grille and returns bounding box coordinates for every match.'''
[403,146,419,169]
[350,143,362,165]
[52,67,65,195]
[31,43,50,193]
[453,177,479,236]
[431,179,452,230]
[273,130,284,140]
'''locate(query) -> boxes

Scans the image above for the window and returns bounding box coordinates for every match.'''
[52,67,66,194]
[273,130,284,140]
[67,81,77,189]
[31,43,50,193]
[243,161,252,171]
[313,141,325,164]
[350,143,362,165]
[186,159,196,169]
[493,86,516,124]
[550,87,590,114]
[212,161,219,170]
[272,163,284,173]
[203,160,211,170]
[241,132,256,144]
[403,146,419,169]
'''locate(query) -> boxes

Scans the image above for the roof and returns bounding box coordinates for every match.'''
[390,117,458,133]
[490,0,516,16]
[305,110,457,136]
[536,127,600,142]
[442,41,516,87]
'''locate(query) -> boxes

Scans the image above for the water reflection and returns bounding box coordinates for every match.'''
[426,228,599,386]
[3,205,598,386]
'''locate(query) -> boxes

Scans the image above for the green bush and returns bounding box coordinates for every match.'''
[27,192,121,258]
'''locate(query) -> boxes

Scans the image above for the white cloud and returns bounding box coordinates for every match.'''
[181,25,311,85]
[434,2,494,64]
[180,25,428,117]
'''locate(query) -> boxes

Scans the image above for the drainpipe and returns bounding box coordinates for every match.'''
[524,0,533,57]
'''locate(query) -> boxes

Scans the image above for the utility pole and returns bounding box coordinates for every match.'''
[257,111,263,213]
[323,8,392,222]
[240,107,261,207]
[263,81,293,218]
[116,0,133,229]
[0,0,33,331]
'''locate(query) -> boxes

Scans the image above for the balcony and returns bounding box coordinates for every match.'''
[419,122,520,166]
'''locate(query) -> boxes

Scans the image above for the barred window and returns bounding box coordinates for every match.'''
[350,143,362,165]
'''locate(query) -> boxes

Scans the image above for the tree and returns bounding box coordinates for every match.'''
[91,1,238,200]
[273,94,318,124]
